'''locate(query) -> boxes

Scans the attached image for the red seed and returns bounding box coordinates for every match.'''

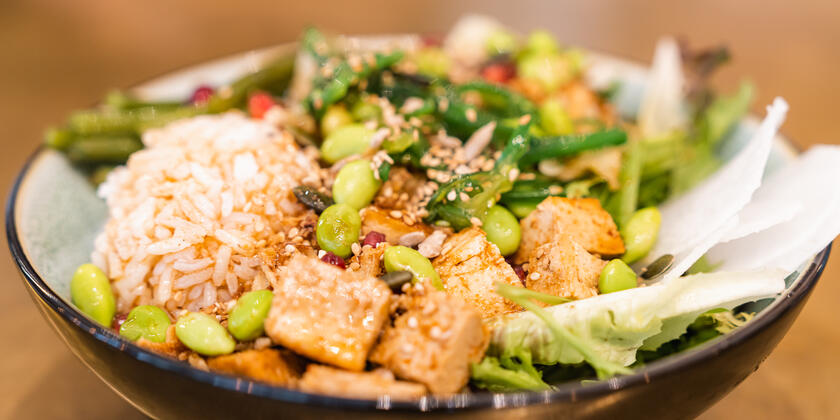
[362,231,386,248]
[420,34,443,47]
[481,62,516,84]
[248,91,276,119]
[112,313,128,331]
[190,85,214,105]
[320,252,346,269]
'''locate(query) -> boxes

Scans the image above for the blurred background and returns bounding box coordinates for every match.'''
[1,0,838,418]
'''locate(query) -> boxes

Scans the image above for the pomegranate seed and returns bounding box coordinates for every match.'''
[512,264,527,283]
[420,34,443,47]
[320,251,346,269]
[362,231,386,248]
[248,91,276,119]
[190,85,214,105]
[481,62,516,84]
[112,313,128,331]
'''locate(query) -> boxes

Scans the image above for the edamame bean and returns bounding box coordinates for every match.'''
[320,105,353,137]
[384,246,443,290]
[486,29,518,55]
[482,205,521,256]
[119,305,171,343]
[517,53,572,91]
[538,98,574,135]
[320,124,374,164]
[525,30,560,54]
[227,290,274,341]
[175,312,235,356]
[415,47,450,78]
[70,263,116,326]
[351,101,381,122]
[620,207,662,264]
[332,159,382,210]
[506,200,540,219]
[316,203,362,258]
[598,259,638,294]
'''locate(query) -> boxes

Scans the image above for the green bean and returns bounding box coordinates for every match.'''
[499,178,564,203]
[621,207,662,264]
[383,246,443,290]
[519,129,627,166]
[70,263,115,326]
[205,55,295,113]
[320,105,354,137]
[320,124,375,164]
[68,107,202,136]
[175,312,235,356]
[482,205,521,256]
[598,259,638,294]
[307,51,404,114]
[538,98,574,135]
[89,165,116,186]
[227,290,274,341]
[316,203,362,258]
[613,138,643,228]
[104,90,182,111]
[456,81,536,117]
[332,159,382,210]
[119,305,171,343]
[65,136,143,164]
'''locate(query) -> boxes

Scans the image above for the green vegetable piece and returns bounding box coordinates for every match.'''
[320,124,375,164]
[517,53,571,92]
[382,132,414,154]
[320,105,354,137]
[332,159,382,210]
[44,127,74,150]
[175,312,236,356]
[89,165,115,186]
[538,98,574,135]
[65,136,144,165]
[598,259,638,294]
[415,47,450,78]
[486,29,518,55]
[119,305,171,343]
[227,290,274,341]
[621,207,662,264]
[524,30,561,54]
[351,101,381,122]
[316,203,362,258]
[292,185,334,214]
[519,129,627,166]
[482,205,521,256]
[470,356,551,392]
[506,199,540,219]
[70,264,116,326]
[383,246,443,290]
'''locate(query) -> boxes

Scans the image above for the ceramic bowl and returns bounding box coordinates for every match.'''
[6,40,830,419]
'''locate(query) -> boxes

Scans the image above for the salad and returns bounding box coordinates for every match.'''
[43,15,840,398]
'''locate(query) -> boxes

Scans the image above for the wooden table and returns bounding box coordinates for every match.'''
[1,1,838,418]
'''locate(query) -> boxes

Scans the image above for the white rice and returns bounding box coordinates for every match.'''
[92,112,321,313]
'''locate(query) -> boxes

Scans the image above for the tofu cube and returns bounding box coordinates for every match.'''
[369,288,488,394]
[526,236,608,300]
[433,227,523,317]
[207,348,304,387]
[514,197,624,264]
[264,254,391,371]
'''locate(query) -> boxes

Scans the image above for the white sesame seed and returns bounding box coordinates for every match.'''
[407,317,419,328]
[446,190,457,201]
[285,244,297,254]
[351,242,362,256]
[470,217,483,227]
[530,272,542,280]
[459,192,470,201]
[317,250,326,258]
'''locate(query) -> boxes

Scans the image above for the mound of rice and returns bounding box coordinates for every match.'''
[92,112,321,313]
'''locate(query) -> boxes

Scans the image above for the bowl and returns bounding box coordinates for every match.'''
[6,39,830,419]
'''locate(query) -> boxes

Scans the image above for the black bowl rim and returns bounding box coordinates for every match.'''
[5,48,831,412]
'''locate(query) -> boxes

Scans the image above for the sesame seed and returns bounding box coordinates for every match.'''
[317,250,326,258]
[465,108,477,123]
[351,242,362,256]
[407,317,419,328]
[470,217,483,227]
[446,190,457,201]
[390,210,403,218]
[285,244,297,254]
[530,272,542,280]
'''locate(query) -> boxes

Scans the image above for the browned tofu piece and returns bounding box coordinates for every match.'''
[348,243,387,278]
[527,236,608,300]
[432,227,522,317]
[264,254,392,371]
[299,365,427,400]
[137,325,185,357]
[360,207,432,245]
[207,349,304,387]
[369,288,488,394]
[514,197,624,264]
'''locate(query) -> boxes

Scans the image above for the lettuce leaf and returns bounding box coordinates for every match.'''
[485,269,787,371]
